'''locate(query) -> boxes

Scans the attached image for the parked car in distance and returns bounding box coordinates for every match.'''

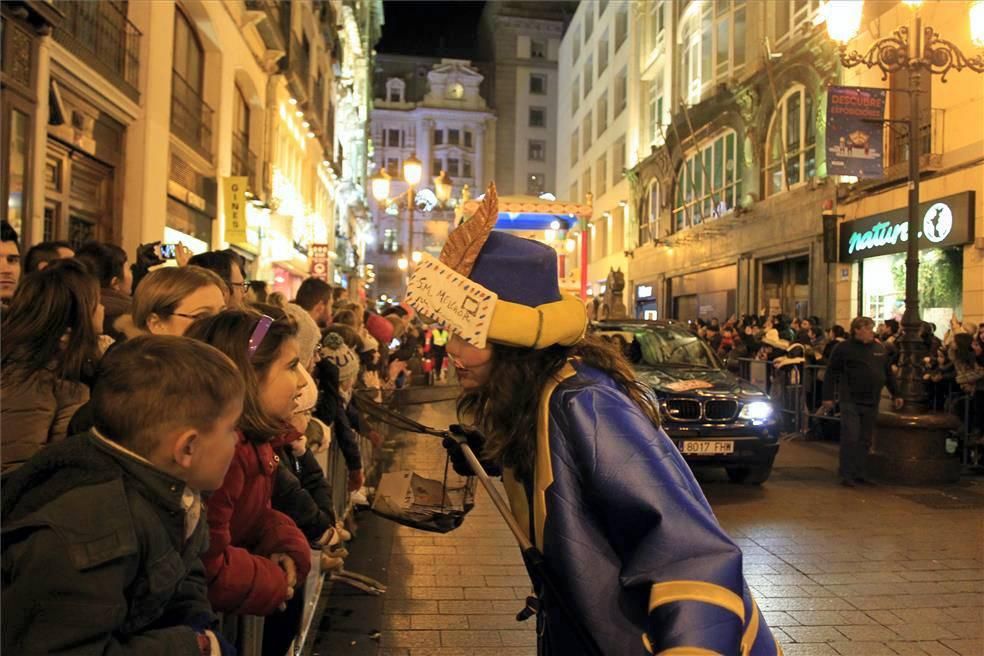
[591,319,780,484]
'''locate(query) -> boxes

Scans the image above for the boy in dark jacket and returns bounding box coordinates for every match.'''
[2,336,245,655]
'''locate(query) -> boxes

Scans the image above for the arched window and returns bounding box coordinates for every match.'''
[765,85,816,196]
[640,180,661,244]
[672,130,741,232]
[231,85,250,177]
[386,78,405,103]
[173,9,203,94]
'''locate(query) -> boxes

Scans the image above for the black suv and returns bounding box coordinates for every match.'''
[591,320,780,484]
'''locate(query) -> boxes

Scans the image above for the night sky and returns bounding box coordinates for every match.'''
[377,1,487,59]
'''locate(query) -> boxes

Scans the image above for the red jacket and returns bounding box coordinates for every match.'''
[203,431,311,615]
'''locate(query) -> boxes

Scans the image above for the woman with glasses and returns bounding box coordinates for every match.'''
[131,266,227,336]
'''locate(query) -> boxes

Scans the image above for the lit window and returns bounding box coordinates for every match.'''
[530,73,547,95]
[529,140,546,161]
[765,85,816,196]
[679,0,746,106]
[529,107,546,128]
[385,78,405,103]
[775,0,822,42]
[527,173,546,195]
[648,69,666,147]
[383,228,399,253]
[672,130,742,232]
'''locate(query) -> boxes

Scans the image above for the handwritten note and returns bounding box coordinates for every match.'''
[405,253,498,348]
[664,380,714,392]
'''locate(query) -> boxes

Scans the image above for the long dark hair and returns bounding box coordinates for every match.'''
[184,306,297,442]
[1,258,101,383]
[953,333,975,365]
[457,334,659,481]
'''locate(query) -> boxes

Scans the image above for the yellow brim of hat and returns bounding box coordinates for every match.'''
[487,293,588,350]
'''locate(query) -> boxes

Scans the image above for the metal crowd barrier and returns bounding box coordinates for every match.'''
[735,357,978,464]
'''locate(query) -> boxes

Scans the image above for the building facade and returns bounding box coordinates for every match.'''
[623,0,982,330]
[478,2,572,198]
[556,0,640,301]
[0,0,382,297]
[367,55,496,299]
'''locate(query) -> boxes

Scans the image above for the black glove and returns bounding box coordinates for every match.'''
[442,424,496,477]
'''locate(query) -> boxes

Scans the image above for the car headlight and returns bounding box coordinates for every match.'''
[739,401,773,421]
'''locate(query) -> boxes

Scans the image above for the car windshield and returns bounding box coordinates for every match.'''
[597,326,718,368]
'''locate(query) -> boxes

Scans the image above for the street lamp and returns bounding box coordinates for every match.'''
[827,0,984,411]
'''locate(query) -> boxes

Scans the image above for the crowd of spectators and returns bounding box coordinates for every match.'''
[0,219,429,655]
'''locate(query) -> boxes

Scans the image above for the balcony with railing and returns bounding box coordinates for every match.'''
[53,1,141,100]
[171,71,214,161]
[230,131,257,190]
[885,108,944,174]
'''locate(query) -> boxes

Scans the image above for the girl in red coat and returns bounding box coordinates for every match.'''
[185,308,311,629]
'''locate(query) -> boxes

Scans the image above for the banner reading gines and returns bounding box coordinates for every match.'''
[826,86,886,179]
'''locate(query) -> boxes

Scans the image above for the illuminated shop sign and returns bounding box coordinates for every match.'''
[838,191,975,262]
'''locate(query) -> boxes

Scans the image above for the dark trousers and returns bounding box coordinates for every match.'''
[839,403,877,481]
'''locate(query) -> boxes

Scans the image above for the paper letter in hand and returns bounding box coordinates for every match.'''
[405,253,497,348]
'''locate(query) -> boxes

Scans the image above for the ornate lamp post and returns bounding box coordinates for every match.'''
[826,0,984,411]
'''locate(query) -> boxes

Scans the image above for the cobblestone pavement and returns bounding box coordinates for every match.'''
[314,396,984,656]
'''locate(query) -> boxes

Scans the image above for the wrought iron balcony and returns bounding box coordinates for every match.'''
[886,108,945,172]
[53,0,141,101]
[170,70,214,160]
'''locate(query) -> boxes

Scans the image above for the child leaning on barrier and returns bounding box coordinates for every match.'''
[1,336,244,656]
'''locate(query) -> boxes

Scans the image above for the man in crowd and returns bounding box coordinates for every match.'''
[24,240,74,273]
[823,316,904,487]
[294,277,334,328]
[0,221,22,307]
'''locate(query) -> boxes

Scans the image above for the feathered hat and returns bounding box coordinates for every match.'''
[405,182,587,350]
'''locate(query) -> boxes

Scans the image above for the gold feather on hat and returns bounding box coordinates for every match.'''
[439,182,498,277]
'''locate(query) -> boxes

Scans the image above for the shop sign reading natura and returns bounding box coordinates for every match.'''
[838,191,975,262]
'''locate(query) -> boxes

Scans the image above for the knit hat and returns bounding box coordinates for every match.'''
[365,312,394,345]
[405,182,586,350]
[284,302,321,369]
[321,332,359,385]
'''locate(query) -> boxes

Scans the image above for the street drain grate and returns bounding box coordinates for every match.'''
[770,467,832,482]
[896,489,984,509]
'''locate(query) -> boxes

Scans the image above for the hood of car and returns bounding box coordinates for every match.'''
[634,364,768,399]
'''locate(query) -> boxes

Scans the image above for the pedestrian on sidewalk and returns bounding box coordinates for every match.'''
[822,316,904,486]
[408,183,779,656]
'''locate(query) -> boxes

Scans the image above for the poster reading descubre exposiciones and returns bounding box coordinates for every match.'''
[826,86,887,179]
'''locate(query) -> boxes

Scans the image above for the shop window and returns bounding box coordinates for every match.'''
[766,85,816,196]
[571,128,579,165]
[527,173,545,195]
[386,78,405,102]
[529,140,546,162]
[530,73,547,95]
[596,95,608,138]
[679,0,746,106]
[775,0,822,42]
[529,107,546,128]
[531,39,547,59]
[598,30,609,74]
[448,129,460,145]
[673,130,741,232]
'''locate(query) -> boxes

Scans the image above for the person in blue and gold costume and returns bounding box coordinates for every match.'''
[406,183,781,656]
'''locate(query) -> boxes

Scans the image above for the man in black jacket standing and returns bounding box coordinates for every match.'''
[823,316,904,486]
